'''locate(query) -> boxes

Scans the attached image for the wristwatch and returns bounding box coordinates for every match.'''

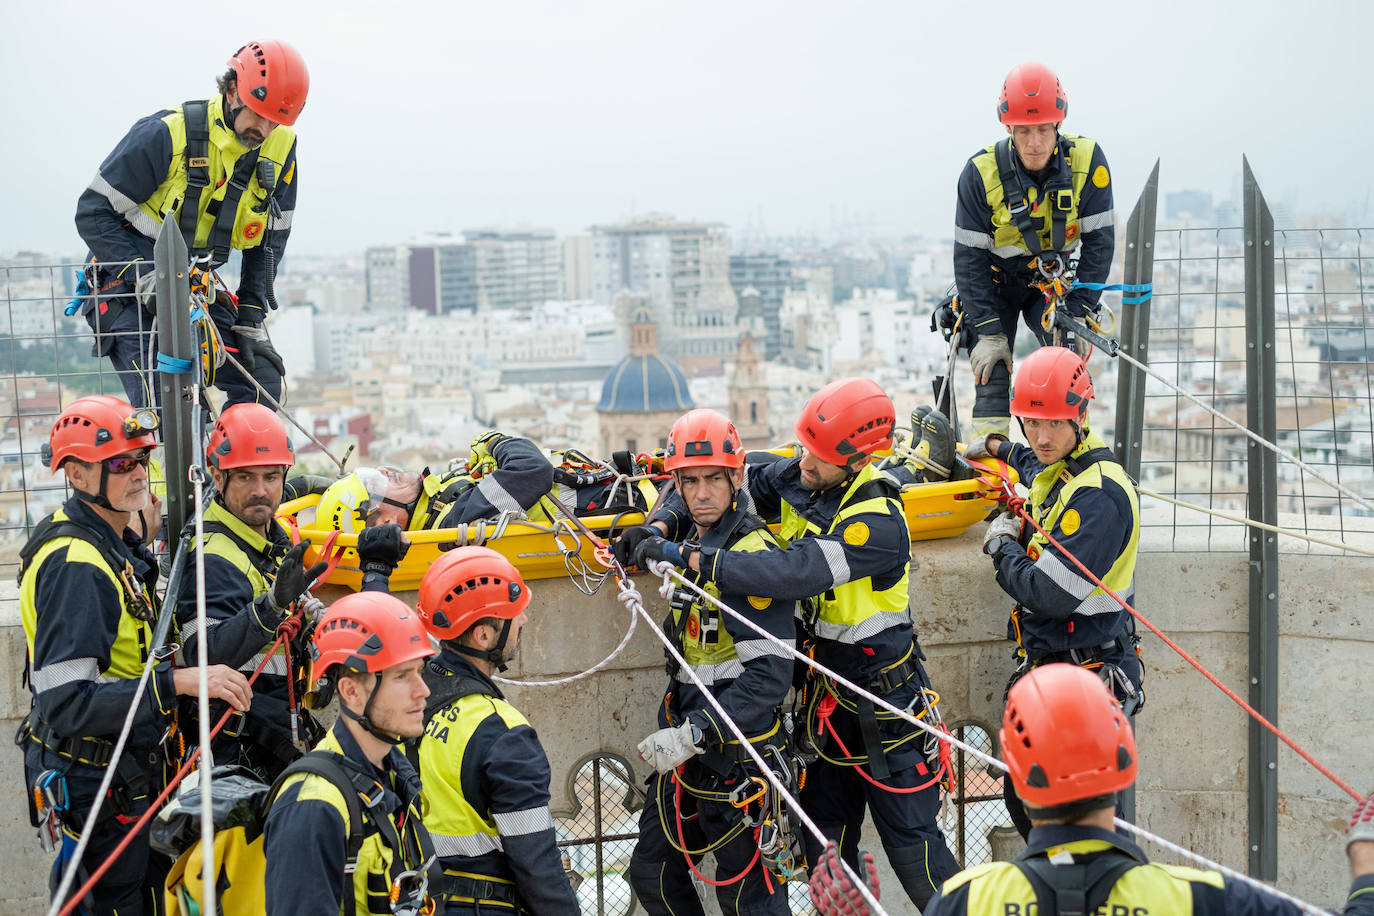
[688,722,704,748]
[986,535,1017,558]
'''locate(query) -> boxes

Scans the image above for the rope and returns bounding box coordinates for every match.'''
[217,346,350,475]
[999,482,1364,803]
[492,551,638,688]
[189,450,217,916]
[1136,484,1374,556]
[646,562,1335,915]
[1111,348,1374,517]
[54,620,300,916]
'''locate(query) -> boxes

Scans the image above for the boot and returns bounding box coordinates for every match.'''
[905,409,956,482]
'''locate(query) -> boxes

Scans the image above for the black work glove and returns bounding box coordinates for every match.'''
[269,542,331,620]
[283,474,336,501]
[633,535,686,569]
[230,308,285,377]
[357,523,410,579]
[611,524,658,567]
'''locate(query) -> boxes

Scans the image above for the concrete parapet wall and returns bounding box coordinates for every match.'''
[0,532,1368,914]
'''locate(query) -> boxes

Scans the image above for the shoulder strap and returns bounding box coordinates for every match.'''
[179,100,211,251]
[204,147,261,265]
[1013,851,1142,916]
[17,517,144,607]
[994,137,1045,259]
[199,519,279,578]
[1061,446,1117,479]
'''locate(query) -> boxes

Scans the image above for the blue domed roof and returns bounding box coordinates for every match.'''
[597,354,694,413]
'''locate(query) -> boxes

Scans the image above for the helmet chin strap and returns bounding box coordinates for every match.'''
[340,672,406,745]
[454,619,514,672]
[73,463,117,511]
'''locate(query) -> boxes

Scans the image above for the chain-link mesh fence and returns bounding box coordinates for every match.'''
[1133,227,1374,552]
[939,722,1011,867]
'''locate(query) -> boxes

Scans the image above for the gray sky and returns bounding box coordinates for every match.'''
[6,0,1372,256]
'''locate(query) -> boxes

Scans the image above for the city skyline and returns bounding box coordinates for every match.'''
[7,0,1374,258]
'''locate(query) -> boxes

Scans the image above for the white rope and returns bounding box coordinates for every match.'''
[45,637,162,916]
[1114,348,1374,516]
[493,581,637,687]
[648,563,1333,915]
[218,346,349,474]
[1111,819,1328,916]
[622,566,889,916]
[1136,484,1374,557]
[189,430,218,916]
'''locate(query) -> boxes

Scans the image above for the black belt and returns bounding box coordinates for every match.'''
[18,716,114,768]
[1033,635,1126,667]
[444,874,518,907]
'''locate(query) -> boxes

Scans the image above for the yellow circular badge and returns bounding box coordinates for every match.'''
[1060,509,1081,535]
[1092,165,1110,188]
[748,595,771,610]
[843,522,869,546]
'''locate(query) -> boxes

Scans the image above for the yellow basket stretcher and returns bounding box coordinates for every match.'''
[274,455,1017,592]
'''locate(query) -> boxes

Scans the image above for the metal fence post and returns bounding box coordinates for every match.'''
[1113,160,1159,481]
[154,219,194,540]
[1242,156,1279,881]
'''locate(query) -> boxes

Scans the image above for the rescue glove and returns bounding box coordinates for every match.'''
[809,840,880,916]
[633,536,687,570]
[230,321,285,377]
[970,333,1012,385]
[963,433,1007,462]
[269,542,330,620]
[468,430,508,473]
[611,524,659,568]
[983,511,1024,558]
[1349,794,1374,851]
[357,523,410,579]
[638,722,702,774]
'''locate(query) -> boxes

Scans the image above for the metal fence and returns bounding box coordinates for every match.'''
[0,257,158,591]
[939,723,1011,868]
[1113,167,1374,555]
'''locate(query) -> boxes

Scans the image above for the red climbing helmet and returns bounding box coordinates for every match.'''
[1010,346,1093,420]
[664,409,744,472]
[43,395,158,472]
[794,378,895,467]
[228,39,310,126]
[207,403,293,470]
[311,592,433,685]
[998,62,1068,126]
[416,547,531,642]
[1000,664,1137,809]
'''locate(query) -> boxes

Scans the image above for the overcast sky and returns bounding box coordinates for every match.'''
[6,0,1372,257]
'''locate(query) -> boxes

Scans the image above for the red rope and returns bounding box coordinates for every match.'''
[1002,483,1362,802]
[813,696,949,794]
[56,625,297,916]
[672,768,762,887]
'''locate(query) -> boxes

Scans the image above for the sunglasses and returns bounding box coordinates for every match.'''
[103,451,152,474]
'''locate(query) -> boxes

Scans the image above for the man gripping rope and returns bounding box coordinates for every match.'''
[175,403,328,781]
[965,346,1143,838]
[953,62,1114,438]
[625,409,798,916]
[75,40,307,410]
[19,396,250,915]
[617,379,960,909]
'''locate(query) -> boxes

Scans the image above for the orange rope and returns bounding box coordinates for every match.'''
[672,768,762,887]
